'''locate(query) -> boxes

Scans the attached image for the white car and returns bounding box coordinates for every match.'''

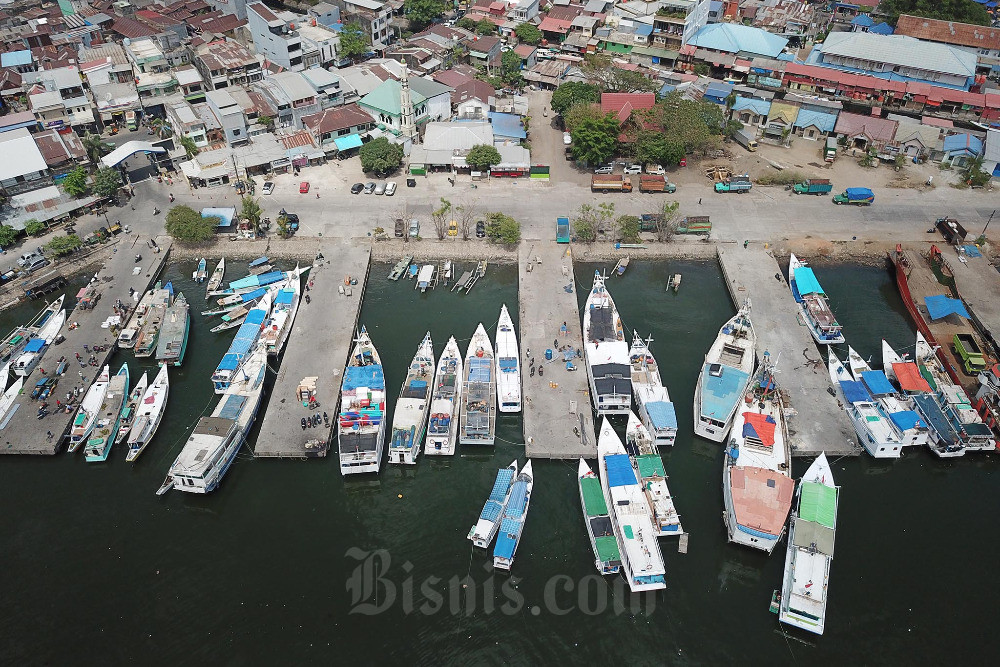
[385,182,397,196]
[623,164,642,175]
[563,132,572,145]
[261,181,275,195]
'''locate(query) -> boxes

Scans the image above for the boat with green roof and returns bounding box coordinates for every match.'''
[626,411,683,537]
[577,458,622,575]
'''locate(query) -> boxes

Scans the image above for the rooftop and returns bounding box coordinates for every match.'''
[834,111,898,143]
[688,22,788,58]
[0,128,48,181]
[196,40,258,71]
[818,32,977,78]
[33,128,86,165]
[302,103,373,134]
[894,13,1000,51]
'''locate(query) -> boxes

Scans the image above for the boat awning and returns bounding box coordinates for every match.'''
[342,365,385,391]
[605,453,637,487]
[275,289,295,305]
[892,362,932,392]
[799,481,837,528]
[646,400,677,429]
[860,370,895,397]
[24,338,45,352]
[334,133,363,151]
[793,518,835,556]
[923,295,970,321]
[742,412,777,446]
[494,517,520,559]
[839,380,871,404]
[888,410,924,431]
[636,453,666,478]
[793,267,824,296]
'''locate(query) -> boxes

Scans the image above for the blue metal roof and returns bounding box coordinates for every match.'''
[869,22,894,35]
[851,14,874,27]
[479,499,502,522]
[487,112,527,140]
[688,23,788,58]
[505,478,528,517]
[469,357,491,382]
[792,266,824,296]
[793,108,837,133]
[216,309,267,372]
[605,454,637,488]
[704,82,734,103]
[342,365,385,391]
[943,133,983,156]
[488,467,515,502]
[732,96,771,116]
[840,380,872,404]
[241,287,267,303]
[0,50,31,67]
[861,370,895,397]
[334,133,363,151]
[701,364,750,421]
[924,295,971,321]
[646,401,677,429]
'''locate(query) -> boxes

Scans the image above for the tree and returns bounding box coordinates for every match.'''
[46,234,81,257]
[149,117,172,139]
[500,50,523,86]
[724,119,744,139]
[360,137,404,175]
[693,63,710,76]
[514,22,542,45]
[581,54,657,93]
[550,82,601,116]
[340,22,371,62]
[466,144,502,171]
[432,197,451,240]
[571,113,619,166]
[880,0,990,26]
[82,132,112,164]
[476,19,497,35]
[240,196,263,236]
[634,131,685,167]
[166,205,217,245]
[403,0,447,31]
[572,203,615,242]
[0,225,18,247]
[455,200,479,241]
[654,200,680,243]
[615,215,641,243]
[257,114,273,130]
[564,102,604,133]
[179,135,199,160]
[93,167,122,199]
[645,92,723,155]
[485,212,520,245]
[62,167,89,197]
[961,155,992,188]
[456,16,477,31]
[24,219,46,236]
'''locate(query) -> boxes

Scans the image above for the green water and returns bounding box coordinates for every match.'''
[2,259,998,664]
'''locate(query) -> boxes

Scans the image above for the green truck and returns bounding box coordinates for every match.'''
[833,187,874,205]
[953,333,987,374]
[714,175,752,193]
[793,178,833,195]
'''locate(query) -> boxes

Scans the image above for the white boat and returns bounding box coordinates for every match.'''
[212,291,272,394]
[788,254,845,345]
[68,365,110,452]
[260,276,301,357]
[460,323,496,445]
[415,264,435,291]
[597,418,666,592]
[625,412,683,536]
[693,301,756,442]
[0,377,24,422]
[493,460,534,571]
[115,372,148,446]
[495,304,521,413]
[629,332,677,446]
[468,460,517,548]
[388,332,434,465]
[156,347,267,495]
[338,327,387,475]
[134,283,173,358]
[577,458,623,575]
[156,292,190,366]
[778,452,839,636]
[1,295,65,364]
[11,308,65,377]
[847,346,929,448]
[120,285,160,348]
[85,363,129,463]
[829,348,906,458]
[425,336,462,456]
[193,257,208,283]
[723,358,794,553]
[206,257,226,296]
[584,271,631,415]
[126,364,170,462]
[614,255,630,276]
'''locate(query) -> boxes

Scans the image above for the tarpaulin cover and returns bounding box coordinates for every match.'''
[792,267,824,296]
[889,410,924,431]
[742,412,777,446]
[962,245,983,258]
[924,295,970,321]
[646,400,677,429]
[342,365,385,391]
[840,380,872,404]
[605,453,637,488]
[892,362,932,392]
[860,370,895,396]
[24,338,45,352]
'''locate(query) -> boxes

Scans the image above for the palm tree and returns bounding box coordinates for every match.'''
[149,117,173,139]
[240,195,263,235]
[179,135,199,160]
[82,132,112,164]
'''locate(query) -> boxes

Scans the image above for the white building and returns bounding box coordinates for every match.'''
[254,71,322,130]
[205,89,250,146]
[247,2,304,71]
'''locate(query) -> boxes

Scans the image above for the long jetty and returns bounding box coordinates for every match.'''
[1,235,172,455]
[716,244,856,457]
[254,241,370,457]
[521,241,596,459]
[938,245,1000,353]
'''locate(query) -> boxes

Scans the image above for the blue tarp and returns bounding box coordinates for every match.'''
[924,295,970,321]
[606,454,637,488]
[793,266,824,296]
[216,308,268,372]
[493,517,521,560]
[469,358,491,382]
[889,410,924,432]
[702,365,750,420]
[342,365,386,391]
[499,357,517,372]
[861,370,895,397]
[334,133,363,151]
[962,245,983,258]
[846,187,874,199]
[275,289,295,305]
[240,288,267,303]
[840,380,872,404]
[202,207,236,227]
[24,338,45,352]
[646,401,677,429]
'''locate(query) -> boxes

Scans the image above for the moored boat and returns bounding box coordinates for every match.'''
[629,332,677,446]
[468,460,517,548]
[495,304,521,413]
[212,292,272,394]
[85,363,129,463]
[584,271,631,415]
[260,276,301,357]
[134,283,172,358]
[829,348,906,458]
[388,256,412,281]
[626,412,683,536]
[0,377,24,422]
[694,300,756,442]
[577,458,623,575]
[0,295,65,365]
[388,333,434,465]
[848,346,929,448]
[193,258,208,283]
[338,327,386,475]
[205,257,226,296]
[425,336,463,456]
[460,323,496,445]
[788,254,844,345]
[115,372,148,446]
[11,307,66,377]
[155,292,190,366]
[614,255,630,276]
[493,460,534,571]
[126,364,169,462]
[68,365,110,452]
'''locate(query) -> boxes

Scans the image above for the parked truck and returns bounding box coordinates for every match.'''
[734,129,758,152]
[793,178,833,195]
[638,175,677,193]
[953,333,987,375]
[714,175,752,193]
[833,187,874,205]
[556,217,570,243]
[936,217,968,244]
[591,174,633,193]
[644,164,665,175]
[824,137,838,162]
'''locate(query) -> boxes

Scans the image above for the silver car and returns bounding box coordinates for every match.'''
[374,182,387,195]
[363,182,376,194]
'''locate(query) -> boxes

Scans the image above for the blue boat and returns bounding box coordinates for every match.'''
[248,255,269,269]
[211,292,272,394]
[493,460,534,571]
[468,460,517,548]
[85,363,129,463]
[227,270,285,292]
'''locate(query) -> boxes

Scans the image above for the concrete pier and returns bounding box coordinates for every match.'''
[520,241,596,459]
[254,240,370,457]
[938,247,1000,352]
[716,245,857,457]
[1,235,172,455]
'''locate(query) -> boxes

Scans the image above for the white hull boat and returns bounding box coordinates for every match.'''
[629,332,677,446]
[425,336,462,456]
[126,364,169,462]
[788,254,845,344]
[85,363,129,463]
[829,348,906,458]
[388,333,434,465]
[577,458,623,575]
[260,275,301,357]
[68,365,110,452]
[1,295,65,364]
[495,304,521,413]
[338,327,387,475]
[115,372,149,446]
[12,309,66,377]
[0,377,24,423]
[694,301,756,442]
[468,460,518,548]
[625,412,683,536]
[584,272,631,415]
[847,346,929,448]
[206,257,226,297]
[493,460,534,571]
[460,324,496,445]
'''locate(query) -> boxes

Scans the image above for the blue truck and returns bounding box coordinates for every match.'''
[833,187,874,205]
[556,217,570,243]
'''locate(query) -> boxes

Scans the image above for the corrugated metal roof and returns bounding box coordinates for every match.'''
[732,96,771,116]
[819,32,976,78]
[793,108,837,133]
[688,23,788,58]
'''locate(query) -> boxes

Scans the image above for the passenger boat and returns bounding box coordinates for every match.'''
[788,254,845,345]
[460,323,496,445]
[156,347,267,495]
[425,336,463,456]
[693,300,756,442]
[85,363,129,463]
[629,332,677,446]
[115,371,148,446]
[778,452,839,636]
[625,412,683,536]
[597,418,666,592]
[388,333,434,465]
[11,307,65,377]
[722,357,794,553]
[134,283,173,358]
[0,295,65,365]
[126,364,169,462]
[388,256,412,281]
[206,257,225,297]
[121,283,160,348]
[829,348,906,458]
[468,460,517,548]
[193,258,208,283]
[847,346,929,448]
[614,255,630,276]
[495,304,521,413]
[212,292,272,394]
[493,460,534,571]
[577,458,623,575]
[260,277,301,357]
[156,292,190,366]
[338,327,387,475]
[68,365,110,452]
[584,271,631,415]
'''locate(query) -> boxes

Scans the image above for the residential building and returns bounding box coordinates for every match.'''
[651,0,713,52]
[730,95,771,128]
[359,76,452,134]
[205,89,249,146]
[687,21,788,60]
[193,39,264,91]
[79,46,140,126]
[763,98,798,142]
[982,129,1000,179]
[409,121,495,172]
[888,115,945,160]
[513,44,537,69]
[834,111,898,151]
[509,0,540,22]
[167,100,209,147]
[33,128,88,175]
[330,0,393,50]
[1,49,35,74]
[894,14,1000,74]
[0,128,50,197]
[468,36,502,71]
[207,0,251,22]
[247,2,304,71]
[298,21,342,69]
[24,66,97,133]
[453,79,496,118]
[301,68,345,108]
[308,2,342,28]
[941,133,984,167]
[787,93,841,140]
[301,102,375,148]
[175,66,207,103]
[124,38,179,106]
[254,71,322,129]
[487,111,526,144]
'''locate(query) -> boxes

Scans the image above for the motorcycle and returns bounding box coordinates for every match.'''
[301,417,308,430]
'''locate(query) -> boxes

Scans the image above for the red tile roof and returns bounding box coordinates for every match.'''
[453,79,495,106]
[33,128,86,166]
[433,69,476,88]
[513,44,536,59]
[895,14,1000,51]
[833,111,897,143]
[601,92,656,117]
[539,17,573,34]
[302,103,373,135]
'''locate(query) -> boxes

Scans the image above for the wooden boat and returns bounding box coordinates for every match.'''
[126,364,169,462]
[115,372,148,446]
[388,256,412,281]
[205,257,226,297]
[577,458,622,575]
[614,255,630,276]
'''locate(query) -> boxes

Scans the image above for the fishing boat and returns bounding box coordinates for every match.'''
[11,307,66,377]
[597,418,666,592]
[388,256,412,281]
[693,300,756,442]
[425,336,463,456]
[193,258,208,283]
[788,254,845,345]
[219,269,288,295]
[134,283,173,358]
[0,377,24,422]
[212,292,272,394]
[156,347,268,495]
[468,460,517,548]
[493,460,534,571]
[829,348,906,458]
[459,323,496,445]
[85,363,130,463]
[415,264,435,292]
[211,306,251,332]
[260,277,301,357]
[121,283,160,348]
[629,332,677,446]
[0,295,65,365]
[68,365,110,452]
[778,452,839,636]
[156,292,190,366]
[126,364,169,462]
[249,255,269,270]
[723,357,794,553]
[847,346,929,448]
[443,260,452,283]
[388,333,434,465]
[249,263,274,276]
[577,458,623,575]
[626,412,683,536]
[216,286,268,308]
[338,327,387,475]
[205,257,226,296]
[495,304,521,413]
[668,274,682,292]
[115,372,148,446]
[614,255,630,276]
[584,271,631,415]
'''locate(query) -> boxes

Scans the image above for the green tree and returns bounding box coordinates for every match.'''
[571,113,619,166]
[961,155,992,188]
[476,19,497,35]
[693,63,710,76]
[0,225,18,247]
[572,203,615,242]
[166,205,217,245]
[359,137,404,175]
[880,0,989,26]
[550,82,601,116]
[514,22,542,45]
[62,166,89,197]
[654,200,680,243]
[403,0,446,31]
[466,144,502,171]
[46,234,81,257]
[634,131,685,167]
[24,219,46,236]
[82,132,112,164]
[456,16,477,31]
[581,53,657,93]
[564,102,604,133]
[257,114,273,130]
[431,197,452,240]
[179,135,199,160]
[485,212,521,245]
[93,167,122,199]
[500,50,523,86]
[240,196,263,235]
[340,22,371,62]
[724,119,744,139]
[149,117,172,139]
[615,215,641,243]
[645,92,723,154]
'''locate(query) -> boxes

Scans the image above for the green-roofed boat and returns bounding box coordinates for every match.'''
[577,458,622,575]
[626,411,683,537]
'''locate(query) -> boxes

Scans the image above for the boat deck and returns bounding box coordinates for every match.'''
[1,236,172,455]
[520,242,596,459]
[717,245,856,456]
[254,241,370,458]
[942,247,1000,353]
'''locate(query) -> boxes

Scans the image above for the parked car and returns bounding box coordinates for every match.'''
[351,183,364,194]
[262,181,275,195]
[448,220,458,236]
[385,182,397,196]
[593,164,614,174]
[374,182,387,195]
[363,182,376,194]
[409,219,420,237]
[394,218,404,237]
[476,220,486,238]
[406,178,417,187]
[623,164,642,175]
[23,257,50,273]
[299,181,310,193]
[563,132,572,145]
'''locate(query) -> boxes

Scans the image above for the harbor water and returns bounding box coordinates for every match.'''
[2,258,998,664]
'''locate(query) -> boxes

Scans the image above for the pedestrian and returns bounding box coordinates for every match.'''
[46,431,52,441]
[744,239,749,249]
[316,192,320,199]
[698,197,702,205]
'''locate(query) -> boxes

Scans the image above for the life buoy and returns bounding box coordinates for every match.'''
[476,349,484,358]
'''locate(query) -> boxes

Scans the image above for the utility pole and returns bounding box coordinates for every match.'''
[981,209,996,238]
